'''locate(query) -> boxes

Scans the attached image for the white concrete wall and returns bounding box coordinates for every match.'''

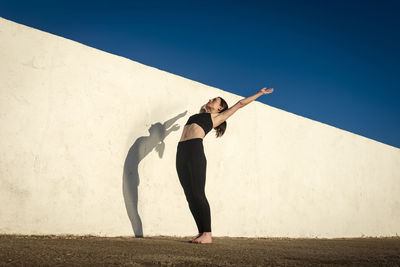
[0,17,399,238]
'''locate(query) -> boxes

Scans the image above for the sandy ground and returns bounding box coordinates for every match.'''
[1,235,400,266]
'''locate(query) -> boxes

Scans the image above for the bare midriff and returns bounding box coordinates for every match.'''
[179,113,218,142]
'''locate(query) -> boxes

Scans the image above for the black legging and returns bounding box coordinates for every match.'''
[176,138,211,233]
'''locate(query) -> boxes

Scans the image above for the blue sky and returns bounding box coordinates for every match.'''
[1,0,399,148]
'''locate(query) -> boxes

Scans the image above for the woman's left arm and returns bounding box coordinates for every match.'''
[240,87,274,107]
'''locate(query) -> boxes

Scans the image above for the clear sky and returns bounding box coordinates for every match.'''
[1,0,399,148]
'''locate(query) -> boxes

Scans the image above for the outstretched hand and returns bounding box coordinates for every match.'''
[259,87,274,95]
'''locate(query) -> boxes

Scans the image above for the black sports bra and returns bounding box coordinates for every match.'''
[185,112,213,136]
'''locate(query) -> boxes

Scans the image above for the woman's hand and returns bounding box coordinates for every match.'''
[259,87,274,95]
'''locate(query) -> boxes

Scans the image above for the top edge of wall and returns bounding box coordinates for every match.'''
[0,16,230,94]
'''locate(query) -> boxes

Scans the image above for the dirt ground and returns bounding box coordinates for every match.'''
[1,235,400,266]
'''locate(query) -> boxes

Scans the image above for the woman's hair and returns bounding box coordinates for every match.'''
[214,97,228,138]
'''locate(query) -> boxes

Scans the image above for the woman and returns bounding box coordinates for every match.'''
[176,87,274,244]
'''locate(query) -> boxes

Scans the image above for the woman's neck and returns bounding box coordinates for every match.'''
[201,106,211,113]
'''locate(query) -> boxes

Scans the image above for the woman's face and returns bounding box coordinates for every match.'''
[206,97,221,112]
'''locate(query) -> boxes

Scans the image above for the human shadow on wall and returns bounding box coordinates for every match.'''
[122,110,187,237]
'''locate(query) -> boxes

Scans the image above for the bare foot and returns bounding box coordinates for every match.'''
[191,232,212,244]
[188,233,202,242]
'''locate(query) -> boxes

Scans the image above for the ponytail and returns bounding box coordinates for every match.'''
[214,97,228,138]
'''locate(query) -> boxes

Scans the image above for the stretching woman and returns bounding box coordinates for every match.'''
[176,87,274,244]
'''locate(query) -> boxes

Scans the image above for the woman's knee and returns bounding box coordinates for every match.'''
[191,191,208,203]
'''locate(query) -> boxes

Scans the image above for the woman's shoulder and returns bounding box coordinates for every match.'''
[198,110,219,120]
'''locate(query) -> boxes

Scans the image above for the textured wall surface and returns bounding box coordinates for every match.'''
[1,17,399,238]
